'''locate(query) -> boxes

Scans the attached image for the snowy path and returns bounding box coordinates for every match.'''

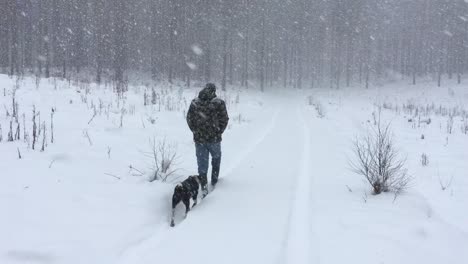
[281,106,317,264]
[118,95,320,264]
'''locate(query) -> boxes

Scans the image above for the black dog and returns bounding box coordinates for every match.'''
[170,175,201,227]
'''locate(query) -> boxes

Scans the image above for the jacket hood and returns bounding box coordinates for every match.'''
[198,83,217,101]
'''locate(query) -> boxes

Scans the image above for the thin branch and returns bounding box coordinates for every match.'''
[88,112,97,125]
[104,173,121,180]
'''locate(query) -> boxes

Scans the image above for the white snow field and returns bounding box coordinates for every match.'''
[1,74,468,264]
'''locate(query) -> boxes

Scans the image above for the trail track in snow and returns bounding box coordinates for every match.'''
[279,106,318,264]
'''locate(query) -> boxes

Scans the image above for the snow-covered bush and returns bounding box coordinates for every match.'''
[439,174,454,191]
[145,138,179,182]
[462,118,468,134]
[421,153,429,166]
[307,95,325,118]
[446,115,454,134]
[314,101,325,118]
[351,120,411,194]
[233,113,247,124]
[448,87,455,97]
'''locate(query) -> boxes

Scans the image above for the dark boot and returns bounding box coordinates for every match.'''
[211,165,219,188]
[211,171,219,187]
[200,173,208,198]
[211,158,220,187]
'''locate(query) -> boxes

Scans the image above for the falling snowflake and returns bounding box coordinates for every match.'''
[37,55,47,62]
[443,30,453,37]
[191,45,203,56]
[186,62,197,70]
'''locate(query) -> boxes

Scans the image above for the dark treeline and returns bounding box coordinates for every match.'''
[1,0,467,89]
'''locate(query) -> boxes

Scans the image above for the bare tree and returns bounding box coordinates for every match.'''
[351,119,411,194]
[32,106,37,150]
[40,122,46,152]
[50,108,55,143]
[17,147,21,159]
[7,120,14,142]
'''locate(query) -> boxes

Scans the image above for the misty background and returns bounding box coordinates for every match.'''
[1,0,467,90]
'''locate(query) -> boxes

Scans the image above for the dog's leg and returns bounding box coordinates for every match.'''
[170,208,175,227]
[192,191,198,208]
[183,199,190,218]
[171,194,179,227]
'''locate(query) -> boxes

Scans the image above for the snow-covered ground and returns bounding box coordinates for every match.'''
[1,74,467,264]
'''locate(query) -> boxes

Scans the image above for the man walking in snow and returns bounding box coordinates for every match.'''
[187,83,229,197]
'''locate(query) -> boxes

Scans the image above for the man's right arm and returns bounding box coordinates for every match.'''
[186,102,196,132]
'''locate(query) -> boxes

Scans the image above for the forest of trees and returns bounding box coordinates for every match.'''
[1,0,467,89]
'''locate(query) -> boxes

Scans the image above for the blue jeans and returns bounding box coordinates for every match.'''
[195,142,221,186]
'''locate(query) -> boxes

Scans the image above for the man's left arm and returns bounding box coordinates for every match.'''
[218,101,229,133]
